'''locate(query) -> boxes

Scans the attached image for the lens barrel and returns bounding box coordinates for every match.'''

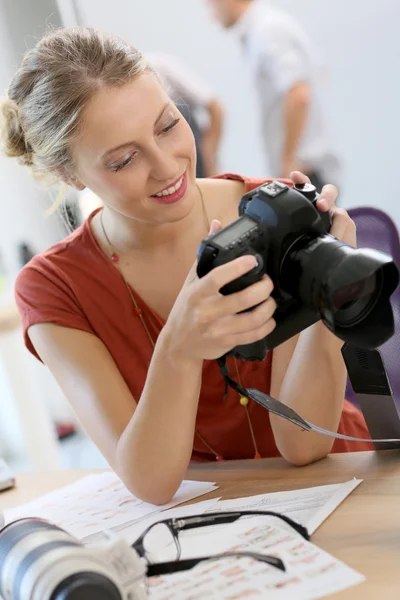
[281,234,399,348]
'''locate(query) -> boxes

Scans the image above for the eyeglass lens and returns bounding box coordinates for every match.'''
[142,522,180,563]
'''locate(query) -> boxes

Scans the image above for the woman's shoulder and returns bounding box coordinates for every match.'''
[15,213,104,294]
[14,220,101,361]
[203,173,280,195]
[210,173,275,191]
[199,173,279,223]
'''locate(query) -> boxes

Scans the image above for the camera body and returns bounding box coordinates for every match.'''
[197,180,398,360]
[0,518,148,600]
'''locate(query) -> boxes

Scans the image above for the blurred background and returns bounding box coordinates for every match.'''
[0,0,399,472]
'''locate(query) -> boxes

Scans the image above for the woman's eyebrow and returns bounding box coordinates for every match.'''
[101,101,172,161]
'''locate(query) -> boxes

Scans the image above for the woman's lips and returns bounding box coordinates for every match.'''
[150,171,188,205]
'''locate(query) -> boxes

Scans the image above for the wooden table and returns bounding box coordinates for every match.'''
[1,450,400,599]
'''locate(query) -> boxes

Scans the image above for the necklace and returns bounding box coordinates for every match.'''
[99,185,261,460]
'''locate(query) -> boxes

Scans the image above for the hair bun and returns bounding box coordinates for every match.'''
[1,98,34,166]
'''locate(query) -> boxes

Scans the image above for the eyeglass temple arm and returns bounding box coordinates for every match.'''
[130,510,309,557]
[241,510,310,540]
[175,511,309,540]
[176,513,241,531]
[146,551,285,577]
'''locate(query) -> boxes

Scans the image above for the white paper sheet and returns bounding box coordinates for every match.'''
[116,480,361,566]
[4,472,218,539]
[109,479,362,558]
[112,498,221,545]
[148,518,365,599]
[206,479,362,534]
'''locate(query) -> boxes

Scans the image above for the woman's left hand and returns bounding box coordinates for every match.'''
[290,171,356,248]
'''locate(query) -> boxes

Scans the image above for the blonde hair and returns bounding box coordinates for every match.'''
[0,27,149,183]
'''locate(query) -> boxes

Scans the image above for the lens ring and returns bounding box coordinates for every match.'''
[14,540,78,600]
[0,519,79,600]
[0,520,58,572]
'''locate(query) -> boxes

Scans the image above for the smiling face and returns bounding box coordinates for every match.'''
[71,72,197,225]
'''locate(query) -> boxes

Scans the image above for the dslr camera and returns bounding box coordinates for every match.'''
[197,181,399,360]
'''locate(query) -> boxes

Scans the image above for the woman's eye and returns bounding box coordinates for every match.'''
[110,154,135,173]
[160,118,180,134]
[108,119,179,172]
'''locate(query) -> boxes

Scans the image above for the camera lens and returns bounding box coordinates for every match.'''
[331,272,383,328]
[281,235,398,348]
[332,274,377,311]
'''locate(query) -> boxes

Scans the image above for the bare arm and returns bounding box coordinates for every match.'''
[281,82,311,178]
[269,175,354,465]
[270,325,345,465]
[201,98,223,176]
[28,246,276,504]
[29,323,203,505]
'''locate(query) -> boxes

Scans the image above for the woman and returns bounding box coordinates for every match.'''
[1,27,370,505]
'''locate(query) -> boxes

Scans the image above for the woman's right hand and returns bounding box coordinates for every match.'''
[162,220,277,362]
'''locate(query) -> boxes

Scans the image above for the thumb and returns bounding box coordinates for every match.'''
[290,170,311,185]
[209,219,222,235]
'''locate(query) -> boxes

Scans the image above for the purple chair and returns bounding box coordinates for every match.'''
[344,206,400,405]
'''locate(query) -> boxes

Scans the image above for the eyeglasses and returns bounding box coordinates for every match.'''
[132,510,310,577]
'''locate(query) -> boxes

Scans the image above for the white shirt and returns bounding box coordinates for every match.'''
[233,1,341,184]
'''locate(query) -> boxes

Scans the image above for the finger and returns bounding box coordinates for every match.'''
[226,297,277,335]
[316,184,338,212]
[290,171,311,185]
[199,275,274,323]
[225,317,277,348]
[329,208,354,241]
[199,254,259,296]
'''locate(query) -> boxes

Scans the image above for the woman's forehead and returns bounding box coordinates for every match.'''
[76,74,170,155]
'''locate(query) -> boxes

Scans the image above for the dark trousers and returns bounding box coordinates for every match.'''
[177,103,205,178]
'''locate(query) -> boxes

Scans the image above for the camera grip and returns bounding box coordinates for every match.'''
[220,253,265,296]
[196,245,217,279]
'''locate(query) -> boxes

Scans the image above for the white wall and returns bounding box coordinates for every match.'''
[0,0,75,466]
[0,2,67,278]
[59,0,400,221]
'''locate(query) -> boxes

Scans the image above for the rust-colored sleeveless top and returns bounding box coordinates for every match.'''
[15,174,371,461]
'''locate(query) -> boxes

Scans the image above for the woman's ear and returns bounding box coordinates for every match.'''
[57,167,86,191]
[69,177,86,191]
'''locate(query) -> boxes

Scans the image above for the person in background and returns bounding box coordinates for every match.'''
[207,0,341,188]
[148,53,224,177]
[2,27,369,506]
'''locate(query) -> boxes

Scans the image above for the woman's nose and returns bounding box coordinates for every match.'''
[149,146,179,182]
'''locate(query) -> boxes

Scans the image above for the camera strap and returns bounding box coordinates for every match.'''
[217,356,400,444]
